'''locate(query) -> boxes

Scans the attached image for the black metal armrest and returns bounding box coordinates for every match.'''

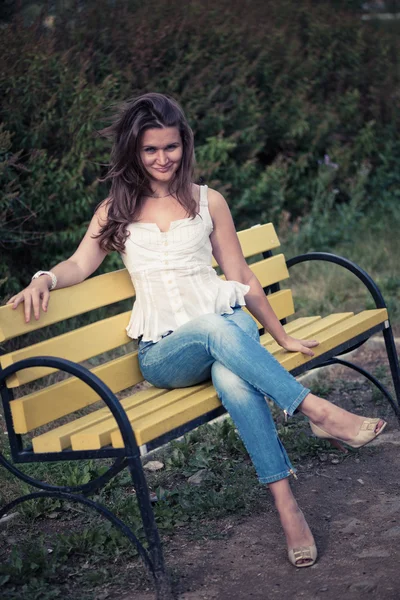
[286,252,388,311]
[0,356,140,459]
[0,357,160,581]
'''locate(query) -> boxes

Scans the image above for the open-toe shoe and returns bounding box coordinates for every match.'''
[310,418,387,449]
[288,544,317,568]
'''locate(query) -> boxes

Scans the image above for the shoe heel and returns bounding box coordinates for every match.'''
[327,439,348,453]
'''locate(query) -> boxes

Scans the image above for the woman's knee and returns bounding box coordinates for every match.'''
[190,313,229,338]
[241,313,260,341]
[187,309,259,347]
[211,361,253,402]
[227,307,260,341]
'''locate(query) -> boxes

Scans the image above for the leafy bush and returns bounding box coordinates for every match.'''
[1,0,400,299]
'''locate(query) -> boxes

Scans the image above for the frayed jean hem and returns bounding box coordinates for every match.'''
[258,468,297,484]
[286,386,311,417]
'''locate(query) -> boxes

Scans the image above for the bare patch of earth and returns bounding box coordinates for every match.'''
[123,335,400,600]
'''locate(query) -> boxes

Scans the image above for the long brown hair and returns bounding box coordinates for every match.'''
[95,92,196,253]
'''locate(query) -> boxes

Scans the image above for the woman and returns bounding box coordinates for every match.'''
[7,92,386,568]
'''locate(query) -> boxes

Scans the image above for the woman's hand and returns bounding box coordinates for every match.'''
[279,335,319,357]
[7,277,51,323]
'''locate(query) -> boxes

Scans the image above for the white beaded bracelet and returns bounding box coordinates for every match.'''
[31,270,57,291]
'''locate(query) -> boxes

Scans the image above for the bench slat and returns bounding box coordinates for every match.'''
[212,222,280,267]
[0,270,135,343]
[242,288,294,329]
[10,351,143,434]
[2,258,291,388]
[32,384,210,453]
[113,385,221,448]
[260,316,322,345]
[277,309,388,372]
[1,311,132,388]
[260,312,354,351]
[0,224,280,343]
[238,253,289,287]
[32,387,167,453]
[32,311,375,453]
[70,384,213,451]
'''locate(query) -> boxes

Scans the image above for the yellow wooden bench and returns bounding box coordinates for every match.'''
[1,222,399,599]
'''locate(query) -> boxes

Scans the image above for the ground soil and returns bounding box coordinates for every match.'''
[123,336,400,600]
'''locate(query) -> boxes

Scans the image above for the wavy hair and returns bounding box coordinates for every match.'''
[95,93,196,253]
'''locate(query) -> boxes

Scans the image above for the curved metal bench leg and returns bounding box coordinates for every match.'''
[383,325,400,413]
[0,453,128,496]
[0,491,154,574]
[127,455,174,600]
[316,357,400,421]
[0,472,174,599]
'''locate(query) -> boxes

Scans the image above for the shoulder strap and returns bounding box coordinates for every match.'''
[199,184,208,205]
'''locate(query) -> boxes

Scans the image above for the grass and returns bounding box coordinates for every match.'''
[279,211,400,328]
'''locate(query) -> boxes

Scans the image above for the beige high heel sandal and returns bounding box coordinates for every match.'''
[310,418,387,449]
[288,544,318,568]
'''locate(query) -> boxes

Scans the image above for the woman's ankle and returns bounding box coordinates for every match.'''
[276,502,315,548]
[269,481,299,513]
[297,393,330,422]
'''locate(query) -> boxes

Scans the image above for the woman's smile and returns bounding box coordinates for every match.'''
[140,127,183,183]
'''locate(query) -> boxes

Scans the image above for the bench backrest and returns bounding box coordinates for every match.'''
[0,223,293,436]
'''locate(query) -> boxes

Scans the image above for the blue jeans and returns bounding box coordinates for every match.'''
[138,307,310,484]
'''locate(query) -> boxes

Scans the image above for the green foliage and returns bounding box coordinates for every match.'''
[1,0,400,299]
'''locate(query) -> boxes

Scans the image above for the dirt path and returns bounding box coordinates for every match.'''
[125,337,400,600]
[167,437,400,600]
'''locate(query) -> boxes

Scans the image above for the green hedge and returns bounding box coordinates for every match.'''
[1,0,400,298]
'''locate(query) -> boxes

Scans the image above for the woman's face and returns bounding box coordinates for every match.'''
[140,127,183,185]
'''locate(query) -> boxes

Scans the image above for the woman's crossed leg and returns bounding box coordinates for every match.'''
[138,308,316,563]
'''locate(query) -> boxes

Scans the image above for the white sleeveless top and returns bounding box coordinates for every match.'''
[120,185,250,343]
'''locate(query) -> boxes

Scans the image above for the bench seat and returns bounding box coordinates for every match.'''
[29,308,387,454]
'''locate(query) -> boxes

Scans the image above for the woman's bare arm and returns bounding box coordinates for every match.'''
[208,188,318,356]
[7,201,110,322]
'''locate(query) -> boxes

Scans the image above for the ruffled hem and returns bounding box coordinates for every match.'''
[126,302,171,343]
[126,279,250,343]
[125,303,156,342]
[127,326,164,344]
[214,279,250,315]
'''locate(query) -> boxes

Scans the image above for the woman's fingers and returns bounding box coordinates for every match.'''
[8,294,25,309]
[282,336,320,357]
[302,339,319,348]
[300,339,319,356]
[41,290,50,312]
[300,344,315,357]
[24,293,33,323]
[283,338,315,356]
[7,294,24,306]
[31,290,41,320]
[6,282,50,322]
